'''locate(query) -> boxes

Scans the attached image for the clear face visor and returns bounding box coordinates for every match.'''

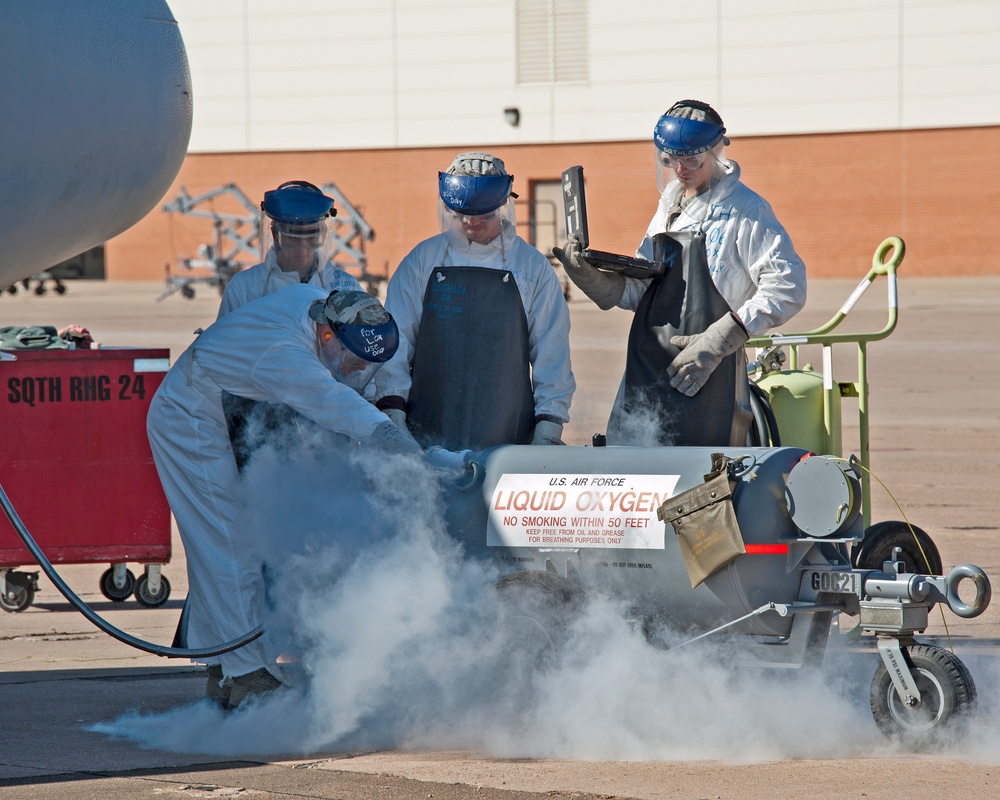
[438,196,516,242]
[318,331,381,393]
[436,171,516,243]
[654,145,726,194]
[260,215,333,271]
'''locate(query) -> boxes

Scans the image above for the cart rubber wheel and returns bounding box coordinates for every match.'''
[99,567,136,602]
[870,643,977,747]
[496,569,583,611]
[0,582,34,613]
[852,520,943,575]
[495,570,584,667]
[134,574,171,608]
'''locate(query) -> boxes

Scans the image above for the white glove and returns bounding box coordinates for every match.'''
[531,420,565,445]
[382,407,418,445]
[368,420,423,455]
[552,236,625,310]
[424,446,474,471]
[667,313,749,397]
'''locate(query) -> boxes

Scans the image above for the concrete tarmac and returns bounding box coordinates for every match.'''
[1,273,999,799]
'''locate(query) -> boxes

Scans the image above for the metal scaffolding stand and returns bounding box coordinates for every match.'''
[157,184,259,302]
[157,181,382,302]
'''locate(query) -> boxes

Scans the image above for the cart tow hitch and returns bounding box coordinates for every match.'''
[861,548,992,708]
[0,479,262,658]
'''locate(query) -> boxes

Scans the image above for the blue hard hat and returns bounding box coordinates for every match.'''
[309,290,399,363]
[335,318,398,363]
[261,181,336,224]
[438,173,514,216]
[654,100,729,157]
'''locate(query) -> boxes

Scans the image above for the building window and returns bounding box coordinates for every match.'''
[515,0,589,85]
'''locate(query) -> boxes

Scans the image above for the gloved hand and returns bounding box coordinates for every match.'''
[382,407,418,445]
[531,419,565,445]
[552,236,625,310]
[667,313,749,397]
[424,446,474,471]
[368,420,423,455]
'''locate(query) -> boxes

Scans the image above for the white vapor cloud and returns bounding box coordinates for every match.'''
[91,440,1000,764]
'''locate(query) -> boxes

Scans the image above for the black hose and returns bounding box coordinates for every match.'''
[0,480,262,658]
[748,382,781,447]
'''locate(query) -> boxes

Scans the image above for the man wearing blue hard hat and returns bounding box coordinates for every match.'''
[375,152,575,451]
[217,181,368,470]
[147,285,419,709]
[556,100,806,446]
[218,180,363,318]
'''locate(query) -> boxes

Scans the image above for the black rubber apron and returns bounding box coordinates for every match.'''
[222,394,351,474]
[407,266,534,451]
[607,231,751,447]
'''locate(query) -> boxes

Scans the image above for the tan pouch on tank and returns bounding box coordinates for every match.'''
[657,453,746,589]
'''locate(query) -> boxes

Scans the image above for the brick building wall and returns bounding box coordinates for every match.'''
[106,125,1000,282]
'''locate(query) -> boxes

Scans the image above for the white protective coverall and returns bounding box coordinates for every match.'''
[623,159,806,337]
[217,249,363,319]
[374,225,575,424]
[147,284,391,679]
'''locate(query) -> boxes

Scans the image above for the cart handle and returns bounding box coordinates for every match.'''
[747,236,904,350]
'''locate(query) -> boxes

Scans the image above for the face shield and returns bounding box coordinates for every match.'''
[261,218,332,272]
[653,106,730,194]
[437,172,516,245]
[318,332,381,393]
[310,290,400,391]
[259,181,336,271]
[655,146,728,194]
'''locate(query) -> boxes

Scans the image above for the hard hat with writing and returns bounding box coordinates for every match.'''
[654,100,730,157]
[308,289,399,363]
[438,152,516,216]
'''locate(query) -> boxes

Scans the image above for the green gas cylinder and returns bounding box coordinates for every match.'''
[755,368,842,456]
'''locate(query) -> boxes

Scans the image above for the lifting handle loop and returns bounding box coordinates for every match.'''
[872,236,905,276]
[945,564,992,618]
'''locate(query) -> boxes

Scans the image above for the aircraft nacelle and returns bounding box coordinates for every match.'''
[0,0,192,287]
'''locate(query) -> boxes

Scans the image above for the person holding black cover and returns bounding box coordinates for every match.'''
[556,100,806,446]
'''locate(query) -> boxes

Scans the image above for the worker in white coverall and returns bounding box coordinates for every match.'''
[217,180,362,319]
[147,285,420,709]
[374,152,575,451]
[218,181,366,470]
[555,100,806,447]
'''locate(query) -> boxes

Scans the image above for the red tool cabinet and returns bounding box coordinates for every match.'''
[0,347,172,611]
